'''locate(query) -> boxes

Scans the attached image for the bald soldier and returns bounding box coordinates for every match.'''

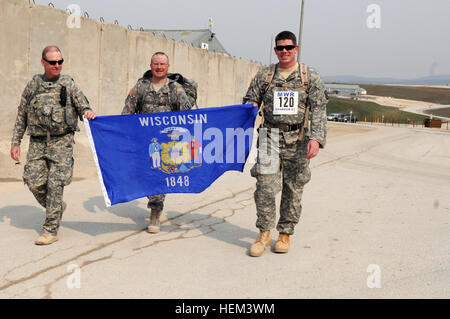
[10,46,96,245]
[122,51,192,233]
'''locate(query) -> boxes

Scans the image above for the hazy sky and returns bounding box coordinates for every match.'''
[32,0,450,78]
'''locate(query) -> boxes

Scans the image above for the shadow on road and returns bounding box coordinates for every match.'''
[1,196,258,250]
[0,205,45,235]
[64,196,258,249]
[163,210,258,249]
[61,196,149,236]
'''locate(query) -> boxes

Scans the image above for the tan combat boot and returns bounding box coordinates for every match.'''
[249,230,272,257]
[147,209,162,233]
[273,233,290,253]
[35,232,58,245]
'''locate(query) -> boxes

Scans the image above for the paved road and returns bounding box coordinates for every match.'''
[0,123,449,298]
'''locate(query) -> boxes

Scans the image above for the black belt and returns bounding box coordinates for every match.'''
[31,132,72,140]
[263,122,302,132]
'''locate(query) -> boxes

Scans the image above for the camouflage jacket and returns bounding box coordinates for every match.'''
[11,74,92,146]
[243,63,327,147]
[121,71,193,115]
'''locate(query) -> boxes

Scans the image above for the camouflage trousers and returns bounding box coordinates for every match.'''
[147,194,165,211]
[23,133,74,235]
[251,128,311,235]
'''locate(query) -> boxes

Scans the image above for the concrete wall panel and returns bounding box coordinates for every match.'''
[66,17,101,112]
[205,53,240,107]
[0,0,31,136]
[125,31,140,90]
[1,0,262,139]
[28,5,67,76]
[150,36,175,64]
[186,46,209,108]
[234,59,261,105]
[98,23,129,115]
[126,31,154,89]
[205,54,220,107]
[219,55,237,105]
[234,58,250,104]
[171,42,190,76]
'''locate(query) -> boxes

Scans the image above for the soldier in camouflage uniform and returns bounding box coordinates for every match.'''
[121,51,192,234]
[243,31,327,256]
[10,46,96,245]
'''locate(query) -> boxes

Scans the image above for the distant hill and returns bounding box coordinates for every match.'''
[358,84,450,105]
[323,74,450,85]
[327,97,428,123]
[423,107,450,118]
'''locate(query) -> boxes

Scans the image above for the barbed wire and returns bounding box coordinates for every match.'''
[34,1,258,61]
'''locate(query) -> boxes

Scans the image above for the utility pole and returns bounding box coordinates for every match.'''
[297,0,305,63]
[269,35,274,64]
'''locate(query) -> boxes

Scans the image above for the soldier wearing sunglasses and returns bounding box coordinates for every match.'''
[10,46,96,245]
[243,31,327,256]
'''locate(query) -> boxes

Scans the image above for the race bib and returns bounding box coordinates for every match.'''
[273,91,298,115]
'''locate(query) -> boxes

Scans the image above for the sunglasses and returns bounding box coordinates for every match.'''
[44,58,64,65]
[275,45,296,51]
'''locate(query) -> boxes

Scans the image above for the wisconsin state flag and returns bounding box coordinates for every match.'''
[84,104,257,206]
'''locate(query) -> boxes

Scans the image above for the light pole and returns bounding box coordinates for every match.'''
[269,35,274,64]
[297,0,305,63]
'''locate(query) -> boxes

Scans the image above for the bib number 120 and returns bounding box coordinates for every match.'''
[273,91,298,115]
[166,176,190,187]
[278,96,295,108]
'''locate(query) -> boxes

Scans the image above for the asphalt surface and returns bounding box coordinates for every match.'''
[0,123,449,298]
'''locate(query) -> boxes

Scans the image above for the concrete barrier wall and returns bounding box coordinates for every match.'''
[99,23,129,115]
[66,16,102,116]
[0,0,30,136]
[1,0,262,137]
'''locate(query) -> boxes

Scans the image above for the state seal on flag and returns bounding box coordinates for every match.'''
[157,127,202,174]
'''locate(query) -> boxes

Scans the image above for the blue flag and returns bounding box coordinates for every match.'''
[85,104,257,206]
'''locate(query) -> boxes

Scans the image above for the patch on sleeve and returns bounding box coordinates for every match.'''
[128,88,134,97]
